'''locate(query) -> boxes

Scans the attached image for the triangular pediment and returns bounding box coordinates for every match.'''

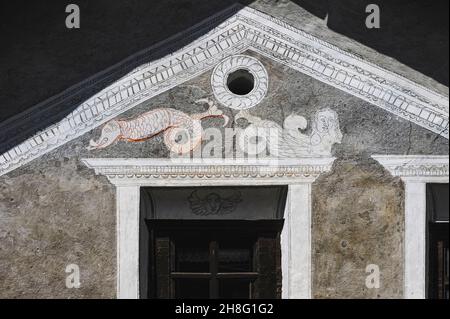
[0,4,448,176]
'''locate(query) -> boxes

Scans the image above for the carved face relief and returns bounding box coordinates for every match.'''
[188,190,242,216]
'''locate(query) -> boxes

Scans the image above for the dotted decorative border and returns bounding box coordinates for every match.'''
[0,5,448,177]
[211,55,268,110]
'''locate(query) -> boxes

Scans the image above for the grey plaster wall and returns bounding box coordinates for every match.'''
[71,51,448,160]
[0,51,447,298]
[0,159,116,298]
[312,158,404,298]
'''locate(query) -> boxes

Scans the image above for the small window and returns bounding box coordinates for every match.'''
[143,220,283,299]
[226,69,255,95]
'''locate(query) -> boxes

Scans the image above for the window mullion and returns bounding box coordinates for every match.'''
[209,241,219,299]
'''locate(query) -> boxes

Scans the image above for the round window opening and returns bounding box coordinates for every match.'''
[226,69,255,95]
[211,55,268,110]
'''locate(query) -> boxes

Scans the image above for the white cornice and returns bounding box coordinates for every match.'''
[100,157,322,299]
[372,155,449,182]
[81,157,336,186]
[0,4,448,177]
[372,154,449,300]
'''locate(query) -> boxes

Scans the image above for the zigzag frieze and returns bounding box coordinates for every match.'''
[0,5,448,177]
[0,7,243,147]
[242,7,449,107]
[0,45,249,175]
[237,19,448,136]
[240,15,448,116]
[74,24,248,126]
[251,42,448,136]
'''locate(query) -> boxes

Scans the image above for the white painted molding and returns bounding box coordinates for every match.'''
[403,181,427,299]
[81,157,336,186]
[372,155,449,299]
[211,54,268,110]
[281,183,312,299]
[1,4,448,176]
[82,157,336,299]
[116,185,140,299]
[372,155,449,181]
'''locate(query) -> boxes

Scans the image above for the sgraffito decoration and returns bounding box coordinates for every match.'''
[211,55,268,110]
[1,5,448,177]
[235,108,343,157]
[188,190,242,216]
[88,99,229,154]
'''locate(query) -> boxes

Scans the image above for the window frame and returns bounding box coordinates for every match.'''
[82,157,336,299]
[373,155,449,299]
[426,183,449,299]
[144,220,283,299]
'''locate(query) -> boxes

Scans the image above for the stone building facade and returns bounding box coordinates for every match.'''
[0,3,448,299]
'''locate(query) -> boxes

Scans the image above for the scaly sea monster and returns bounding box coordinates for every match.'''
[87,99,229,154]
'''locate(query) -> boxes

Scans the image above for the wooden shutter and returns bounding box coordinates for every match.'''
[428,224,449,299]
[155,237,172,299]
[253,235,282,299]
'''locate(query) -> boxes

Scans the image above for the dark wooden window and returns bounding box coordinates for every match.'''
[427,183,449,299]
[142,220,283,299]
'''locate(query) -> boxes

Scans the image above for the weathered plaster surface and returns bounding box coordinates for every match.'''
[73,51,448,159]
[312,158,404,298]
[0,159,115,298]
[0,51,447,298]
